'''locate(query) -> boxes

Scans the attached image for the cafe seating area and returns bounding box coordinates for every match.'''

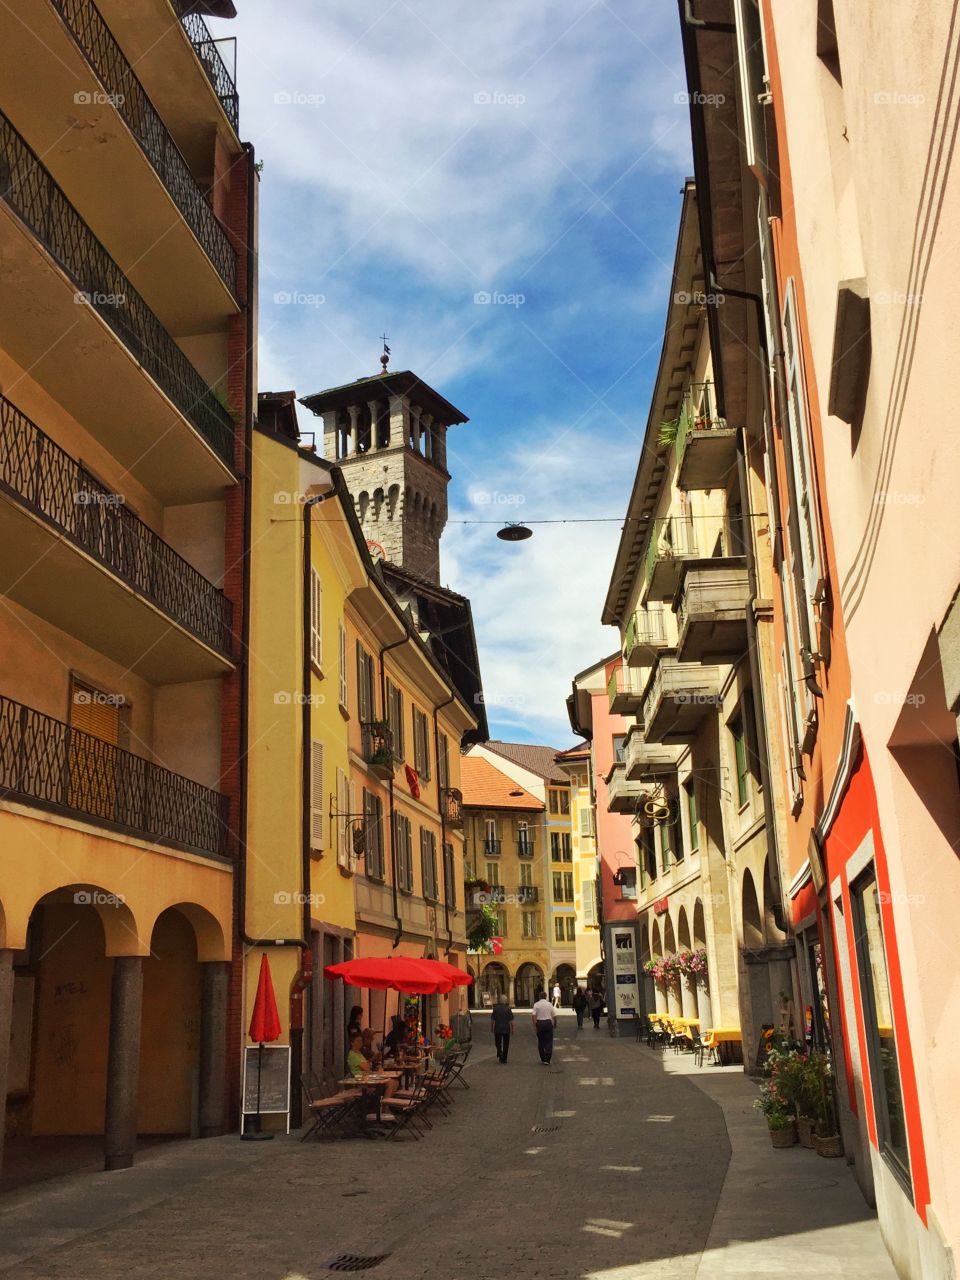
[637,1013,744,1066]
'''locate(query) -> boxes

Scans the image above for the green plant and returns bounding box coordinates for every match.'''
[467,903,498,953]
[658,417,680,448]
[753,1075,790,1127]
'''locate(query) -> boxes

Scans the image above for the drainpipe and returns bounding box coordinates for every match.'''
[431,694,457,949]
[379,635,412,947]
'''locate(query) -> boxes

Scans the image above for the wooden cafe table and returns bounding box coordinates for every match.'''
[340,1071,401,1123]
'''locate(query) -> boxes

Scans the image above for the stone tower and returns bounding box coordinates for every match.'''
[300,365,468,583]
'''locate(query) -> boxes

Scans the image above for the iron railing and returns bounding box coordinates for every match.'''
[0,692,230,856]
[483,838,501,855]
[52,0,237,296]
[515,885,539,903]
[675,380,724,462]
[517,838,535,858]
[624,605,667,660]
[0,111,236,470]
[643,515,698,591]
[441,786,463,827]
[361,721,395,771]
[0,393,232,654]
[174,3,240,131]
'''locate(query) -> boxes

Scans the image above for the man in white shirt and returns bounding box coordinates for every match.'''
[552,982,562,1008]
[531,989,557,1065]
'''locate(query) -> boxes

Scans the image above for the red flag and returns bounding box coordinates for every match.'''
[404,764,421,799]
[248,953,282,1043]
[491,937,503,956]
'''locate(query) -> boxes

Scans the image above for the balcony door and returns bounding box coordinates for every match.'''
[68,679,123,822]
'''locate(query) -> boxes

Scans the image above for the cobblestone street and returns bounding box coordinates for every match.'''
[0,1015,895,1279]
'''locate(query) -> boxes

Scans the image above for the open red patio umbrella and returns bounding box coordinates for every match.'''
[244,954,282,1140]
[324,956,473,1053]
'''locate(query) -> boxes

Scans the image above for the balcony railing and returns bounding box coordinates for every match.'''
[174,3,240,131]
[517,838,535,858]
[441,786,463,828]
[607,665,644,715]
[514,885,539,904]
[0,692,229,857]
[483,838,501,855]
[361,722,395,777]
[0,394,232,654]
[0,111,235,470]
[624,605,668,665]
[52,0,237,297]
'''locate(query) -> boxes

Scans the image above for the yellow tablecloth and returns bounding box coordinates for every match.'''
[702,1027,741,1045]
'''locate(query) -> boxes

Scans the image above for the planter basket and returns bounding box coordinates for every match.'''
[768,1120,798,1148]
[797,1116,816,1149]
[814,1133,843,1158]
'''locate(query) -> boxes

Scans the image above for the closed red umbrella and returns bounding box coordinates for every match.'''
[243,954,282,1141]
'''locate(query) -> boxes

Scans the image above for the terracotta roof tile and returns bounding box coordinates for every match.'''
[460,755,544,811]
[484,739,572,784]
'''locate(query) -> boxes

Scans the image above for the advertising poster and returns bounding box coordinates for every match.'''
[610,926,640,1017]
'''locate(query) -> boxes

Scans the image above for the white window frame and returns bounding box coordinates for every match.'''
[310,567,323,670]
[338,622,348,711]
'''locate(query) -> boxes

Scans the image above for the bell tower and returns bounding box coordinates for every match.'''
[300,354,468,584]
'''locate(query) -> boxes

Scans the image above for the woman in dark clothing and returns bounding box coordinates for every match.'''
[572,987,587,1029]
[590,989,604,1029]
[347,1004,363,1038]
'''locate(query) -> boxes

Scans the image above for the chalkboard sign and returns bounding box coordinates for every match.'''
[242,1045,291,1130]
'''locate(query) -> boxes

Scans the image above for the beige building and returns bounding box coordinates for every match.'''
[555,745,602,989]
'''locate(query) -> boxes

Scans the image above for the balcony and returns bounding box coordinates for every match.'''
[606,761,649,815]
[514,885,539,904]
[675,382,738,491]
[0,112,236,503]
[174,4,240,132]
[517,839,536,859]
[624,605,669,667]
[623,724,679,782]
[607,665,644,716]
[361,722,396,780]
[642,655,722,744]
[0,394,233,682]
[483,838,501,856]
[675,559,751,662]
[643,516,698,602]
[0,692,229,858]
[441,787,463,828]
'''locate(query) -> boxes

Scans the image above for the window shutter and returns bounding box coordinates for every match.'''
[310,740,324,850]
[310,567,323,668]
[338,622,348,709]
[583,875,596,926]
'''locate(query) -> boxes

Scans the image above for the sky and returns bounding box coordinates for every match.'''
[210,0,692,747]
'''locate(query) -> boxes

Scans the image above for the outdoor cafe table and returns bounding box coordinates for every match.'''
[340,1072,400,1122]
[702,1028,743,1065]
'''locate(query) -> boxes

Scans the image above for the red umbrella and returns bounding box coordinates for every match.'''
[243,954,281,1141]
[427,959,473,987]
[324,955,454,994]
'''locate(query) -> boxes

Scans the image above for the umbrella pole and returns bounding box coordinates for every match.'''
[241,1040,274,1141]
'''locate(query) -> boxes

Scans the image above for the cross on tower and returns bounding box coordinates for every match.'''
[379,334,390,371]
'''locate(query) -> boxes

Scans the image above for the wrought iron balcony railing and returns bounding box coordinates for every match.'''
[361,721,396,776]
[0,393,232,654]
[174,3,240,131]
[0,692,230,857]
[52,0,237,297]
[0,111,235,470]
[483,838,501,855]
[517,838,536,858]
[441,786,463,827]
[515,885,539,903]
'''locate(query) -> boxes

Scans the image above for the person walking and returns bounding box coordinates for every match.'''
[572,986,587,1030]
[532,988,557,1065]
[552,982,562,1009]
[491,993,514,1064]
[590,988,604,1029]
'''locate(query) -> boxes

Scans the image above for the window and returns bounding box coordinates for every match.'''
[639,828,657,887]
[659,819,671,873]
[420,828,438,901]
[731,716,750,808]
[559,790,570,815]
[852,872,911,1188]
[356,642,376,721]
[563,872,574,903]
[519,862,533,888]
[548,788,570,815]
[437,732,450,788]
[552,872,563,902]
[485,861,500,887]
[517,820,534,856]
[550,831,572,862]
[442,841,456,908]
[483,817,500,854]
[310,567,322,669]
[309,740,324,851]
[579,806,595,838]
[582,872,597,926]
[338,622,348,711]
[565,917,576,942]
[522,911,541,939]
[618,866,638,900]
[495,909,507,937]
[412,706,431,780]
[363,789,385,879]
[613,735,626,763]
[685,780,699,853]
[336,768,354,870]
[554,916,566,943]
[386,680,405,760]
[548,790,559,815]
[394,813,413,892]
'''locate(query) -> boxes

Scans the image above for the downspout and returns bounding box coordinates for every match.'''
[379,635,413,947]
[431,694,457,949]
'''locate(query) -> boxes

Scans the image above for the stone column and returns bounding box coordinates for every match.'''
[388,394,407,447]
[410,406,421,454]
[666,977,683,1016]
[695,976,711,1025]
[104,956,143,1171]
[367,401,380,451]
[421,412,434,462]
[680,974,698,1020]
[347,405,360,456]
[198,961,229,1138]
[0,951,13,1179]
[653,980,667,1014]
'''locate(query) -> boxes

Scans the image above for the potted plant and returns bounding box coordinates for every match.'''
[754,1078,797,1147]
[812,1053,844,1158]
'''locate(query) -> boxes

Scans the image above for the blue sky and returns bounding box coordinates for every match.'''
[210,0,692,746]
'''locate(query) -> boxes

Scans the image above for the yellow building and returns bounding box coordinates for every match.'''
[555,745,602,989]
[0,3,252,1173]
[460,756,549,1007]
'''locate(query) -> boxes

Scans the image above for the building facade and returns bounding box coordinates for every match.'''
[0,3,252,1173]
[555,744,602,989]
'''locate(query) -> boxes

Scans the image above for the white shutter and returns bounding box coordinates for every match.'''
[336,767,348,867]
[309,740,324,850]
[338,621,348,709]
[733,0,770,189]
[310,567,323,669]
[583,873,596,927]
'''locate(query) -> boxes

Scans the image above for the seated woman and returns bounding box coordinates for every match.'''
[346,1033,397,1098]
[360,1027,382,1067]
[381,1016,409,1060]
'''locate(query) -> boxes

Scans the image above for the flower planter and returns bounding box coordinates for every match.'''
[768,1120,798,1148]
[797,1116,816,1149]
[814,1133,843,1158]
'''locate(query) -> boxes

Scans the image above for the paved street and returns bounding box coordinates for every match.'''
[0,1015,894,1279]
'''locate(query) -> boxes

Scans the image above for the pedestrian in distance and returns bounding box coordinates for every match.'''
[491,993,514,1063]
[572,986,587,1030]
[590,988,604,1029]
[532,987,557,1065]
[552,981,562,1009]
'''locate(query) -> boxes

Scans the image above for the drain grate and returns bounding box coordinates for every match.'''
[327,1255,390,1273]
[531,1124,559,1133]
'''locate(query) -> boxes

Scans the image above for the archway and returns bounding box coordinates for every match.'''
[661,916,681,1015]
[762,856,786,942]
[586,962,604,993]
[551,963,576,1006]
[676,907,697,1019]
[742,870,764,949]
[692,898,711,1023]
[138,908,203,1136]
[515,962,544,1007]
[479,961,509,1004]
[466,964,478,1008]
